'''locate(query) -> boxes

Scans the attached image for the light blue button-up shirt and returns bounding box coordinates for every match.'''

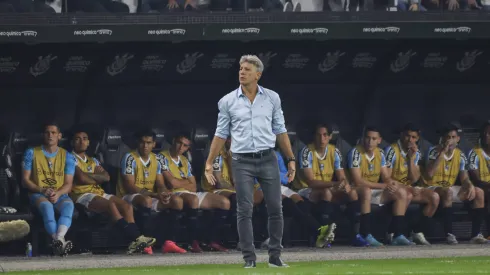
[215,85,287,154]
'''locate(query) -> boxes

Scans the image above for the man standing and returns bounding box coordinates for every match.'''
[204,55,296,268]
[70,130,157,255]
[22,123,76,256]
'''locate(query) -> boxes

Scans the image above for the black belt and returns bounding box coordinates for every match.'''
[234,148,273,158]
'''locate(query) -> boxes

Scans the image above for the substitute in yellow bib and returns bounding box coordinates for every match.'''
[70,129,155,255]
[21,122,76,256]
[347,126,411,247]
[118,129,185,254]
[161,132,230,253]
[295,123,361,247]
[426,123,486,244]
[384,123,438,245]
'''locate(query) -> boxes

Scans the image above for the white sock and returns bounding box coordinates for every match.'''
[57,225,69,241]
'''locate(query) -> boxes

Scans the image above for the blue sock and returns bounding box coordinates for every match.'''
[38,201,57,236]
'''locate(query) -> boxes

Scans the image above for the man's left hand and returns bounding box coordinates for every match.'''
[49,191,60,203]
[463,184,476,201]
[286,161,296,183]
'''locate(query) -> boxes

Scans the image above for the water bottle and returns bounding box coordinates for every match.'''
[26,243,32,258]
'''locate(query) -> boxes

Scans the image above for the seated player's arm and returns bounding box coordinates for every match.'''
[348,148,386,189]
[86,161,110,184]
[21,149,45,193]
[160,156,195,190]
[458,153,474,187]
[407,151,421,185]
[384,146,396,180]
[74,166,97,185]
[57,153,75,195]
[211,155,232,190]
[121,153,144,195]
[426,147,445,179]
[155,155,169,194]
[468,150,488,186]
[276,151,289,185]
[299,147,338,189]
[187,176,197,193]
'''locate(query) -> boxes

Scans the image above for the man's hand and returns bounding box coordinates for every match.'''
[49,190,61,204]
[204,162,217,185]
[447,0,459,10]
[167,0,179,9]
[340,179,351,193]
[95,166,104,173]
[462,184,476,201]
[411,186,421,197]
[409,3,419,10]
[407,143,418,159]
[159,192,172,204]
[43,188,54,197]
[286,161,296,183]
[386,181,399,195]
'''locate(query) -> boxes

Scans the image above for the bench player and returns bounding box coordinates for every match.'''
[22,122,75,256]
[70,129,156,254]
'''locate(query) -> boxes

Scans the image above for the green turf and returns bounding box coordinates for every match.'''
[10,257,490,275]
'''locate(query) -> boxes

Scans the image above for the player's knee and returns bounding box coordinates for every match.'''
[120,201,133,216]
[189,195,199,209]
[406,190,413,202]
[220,197,231,210]
[395,187,408,201]
[358,186,371,201]
[475,187,485,202]
[348,189,359,201]
[143,196,153,209]
[429,191,440,207]
[172,195,184,210]
[445,188,453,202]
[319,188,333,201]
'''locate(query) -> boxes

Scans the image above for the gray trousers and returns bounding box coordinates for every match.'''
[231,151,283,261]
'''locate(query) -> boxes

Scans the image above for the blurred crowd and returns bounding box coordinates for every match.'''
[0,0,484,13]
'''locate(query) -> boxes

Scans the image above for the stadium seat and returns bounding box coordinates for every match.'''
[191,127,211,188]
[98,128,129,195]
[329,123,353,167]
[152,128,171,153]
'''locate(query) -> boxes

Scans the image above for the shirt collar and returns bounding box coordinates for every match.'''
[236,85,264,98]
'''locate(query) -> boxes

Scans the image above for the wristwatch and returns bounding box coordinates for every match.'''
[286,157,296,164]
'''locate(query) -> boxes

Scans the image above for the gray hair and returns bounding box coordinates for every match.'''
[239,55,264,73]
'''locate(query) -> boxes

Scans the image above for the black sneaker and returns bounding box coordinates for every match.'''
[269,256,289,268]
[243,260,256,268]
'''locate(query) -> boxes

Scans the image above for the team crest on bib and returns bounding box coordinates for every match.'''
[213,162,220,169]
[144,170,149,178]
[320,163,324,171]
[87,166,93,172]
[368,163,374,171]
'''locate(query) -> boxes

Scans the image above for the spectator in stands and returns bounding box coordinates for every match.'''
[117,129,186,254]
[21,122,76,256]
[70,130,156,255]
[384,123,438,245]
[426,124,487,244]
[468,121,490,239]
[0,220,30,243]
[160,132,230,253]
[261,139,336,249]
[295,123,367,247]
[347,126,412,247]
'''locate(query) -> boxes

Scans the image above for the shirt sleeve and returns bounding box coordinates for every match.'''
[93,158,101,167]
[64,152,76,175]
[275,151,288,185]
[156,155,162,175]
[414,151,421,166]
[380,150,387,167]
[384,146,396,169]
[460,152,468,171]
[158,154,169,172]
[299,146,313,169]
[187,160,193,178]
[215,97,231,139]
[121,153,136,175]
[334,148,343,170]
[468,150,479,171]
[427,147,438,162]
[213,156,222,172]
[347,148,361,169]
[22,148,34,171]
[271,92,287,135]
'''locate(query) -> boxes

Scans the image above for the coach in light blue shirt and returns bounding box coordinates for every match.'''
[204,55,296,269]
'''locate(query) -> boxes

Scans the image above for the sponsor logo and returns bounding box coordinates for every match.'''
[421,52,447,69]
[41,178,58,187]
[141,55,167,72]
[352,52,376,68]
[147,29,186,36]
[0,31,37,37]
[29,54,57,77]
[73,29,113,36]
[176,52,203,74]
[457,50,482,72]
[283,54,309,69]
[210,54,236,69]
[195,134,209,138]
[221,28,260,34]
[107,53,134,76]
[433,27,471,33]
[362,27,400,33]
[0,57,20,73]
[290,28,328,35]
[318,51,345,73]
[107,135,121,140]
[390,50,416,73]
[64,56,91,72]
